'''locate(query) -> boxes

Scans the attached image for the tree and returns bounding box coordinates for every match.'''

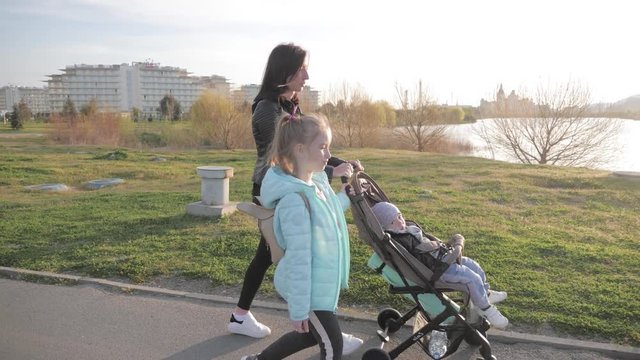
[320,82,365,147]
[62,98,77,119]
[394,81,446,152]
[351,100,395,147]
[9,107,21,130]
[131,107,142,122]
[80,98,98,117]
[476,81,621,166]
[442,106,465,123]
[9,100,32,129]
[320,82,390,147]
[160,95,181,121]
[172,101,182,121]
[191,91,251,149]
[376,100,397,128]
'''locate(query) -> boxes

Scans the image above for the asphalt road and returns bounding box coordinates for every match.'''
[0,278,628,360]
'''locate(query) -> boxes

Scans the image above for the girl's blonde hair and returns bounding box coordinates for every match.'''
[268,113,330,175]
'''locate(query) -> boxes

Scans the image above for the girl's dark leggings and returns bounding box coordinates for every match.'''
[236,183,272,310]
[258,310,343,360]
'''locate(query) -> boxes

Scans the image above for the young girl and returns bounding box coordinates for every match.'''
[241,113,352,360]
[372,201,509,329]
[229,42,362,355]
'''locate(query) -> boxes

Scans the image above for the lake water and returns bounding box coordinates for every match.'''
[445,118,640,172]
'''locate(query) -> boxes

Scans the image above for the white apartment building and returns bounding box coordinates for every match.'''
[46,62,231,118]
[299,85,320,111]
[0,86,49,114]
[232,84,260,106]
[231,84,320,110]
[200,75,232,98]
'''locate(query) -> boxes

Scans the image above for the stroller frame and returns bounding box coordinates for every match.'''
[347,171,496,360]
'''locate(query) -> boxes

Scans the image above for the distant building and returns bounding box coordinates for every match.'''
[200,75,232,99]
[479,84,535,117]
[8,62,323,119]
[46,62,231,118]
[298,85,320,111]
[0,85,50,114]
[231,84,320,110]
[231,84,260,107]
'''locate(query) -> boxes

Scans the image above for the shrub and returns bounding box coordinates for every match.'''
[139,132,168,147]
[93,149,128,160]
[49,112,125,146]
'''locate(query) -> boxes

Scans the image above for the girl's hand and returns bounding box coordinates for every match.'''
[342,183,355,196]
[292,319,309,333]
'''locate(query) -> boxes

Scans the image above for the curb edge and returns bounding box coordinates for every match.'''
[1,266,638,359]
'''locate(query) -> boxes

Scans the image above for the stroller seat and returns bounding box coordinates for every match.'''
[347,171,497,360]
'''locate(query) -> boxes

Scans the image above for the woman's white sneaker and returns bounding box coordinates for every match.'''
[479,305,509,329]
[228,311,271,338]
[342,332,363,355]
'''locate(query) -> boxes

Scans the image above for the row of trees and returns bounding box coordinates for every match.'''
[184,82,469,151]
[182,83,465,151]
[7,80,620,167]
[186,80,621,167]
[9,94,184,127]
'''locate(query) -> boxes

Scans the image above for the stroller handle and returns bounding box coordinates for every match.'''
[348,170,390,202]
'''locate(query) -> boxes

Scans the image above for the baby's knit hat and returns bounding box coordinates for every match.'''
[372,202,401,229]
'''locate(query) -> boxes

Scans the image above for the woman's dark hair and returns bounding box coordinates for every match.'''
[254,43,307,105]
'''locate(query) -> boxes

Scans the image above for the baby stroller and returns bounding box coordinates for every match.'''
[346,171,497,360]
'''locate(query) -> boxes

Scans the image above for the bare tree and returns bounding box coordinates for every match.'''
[191,91,251,149]
[321,82,370,147]
[394,81,446,152]
[477,81,622,167]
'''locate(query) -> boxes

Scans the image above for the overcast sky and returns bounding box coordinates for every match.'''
[1,0,638,106]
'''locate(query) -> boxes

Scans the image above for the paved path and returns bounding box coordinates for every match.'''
[0,272,638,360]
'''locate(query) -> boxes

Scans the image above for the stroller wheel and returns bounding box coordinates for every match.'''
[362,348,391,360]
[377,308,403,334]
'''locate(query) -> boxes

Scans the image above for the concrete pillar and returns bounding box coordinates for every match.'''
[186,166,237,217]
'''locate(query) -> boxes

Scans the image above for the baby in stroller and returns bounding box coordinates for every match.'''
[347,171,503,359]
[371,201,509,329]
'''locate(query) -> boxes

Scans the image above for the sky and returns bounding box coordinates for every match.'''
[1,0,639,106]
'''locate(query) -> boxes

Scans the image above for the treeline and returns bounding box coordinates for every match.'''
[8,86,478,153]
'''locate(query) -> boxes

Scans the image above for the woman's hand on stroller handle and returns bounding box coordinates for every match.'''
[333,162,354,179]
[349,159,364,172]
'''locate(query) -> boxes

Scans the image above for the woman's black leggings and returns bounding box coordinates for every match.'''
[236,183,273,310]
[258,311,343,360]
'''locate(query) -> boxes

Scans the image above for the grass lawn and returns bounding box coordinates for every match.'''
[1,124,639,346]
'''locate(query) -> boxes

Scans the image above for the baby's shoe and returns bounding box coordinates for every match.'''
[488,290,507,304]
[479,305,508,329]
[342,332,364,355]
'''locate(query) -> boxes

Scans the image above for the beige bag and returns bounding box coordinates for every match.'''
[236,193,310,263]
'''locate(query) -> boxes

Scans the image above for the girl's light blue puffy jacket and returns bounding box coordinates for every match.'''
[260,166,351,321]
